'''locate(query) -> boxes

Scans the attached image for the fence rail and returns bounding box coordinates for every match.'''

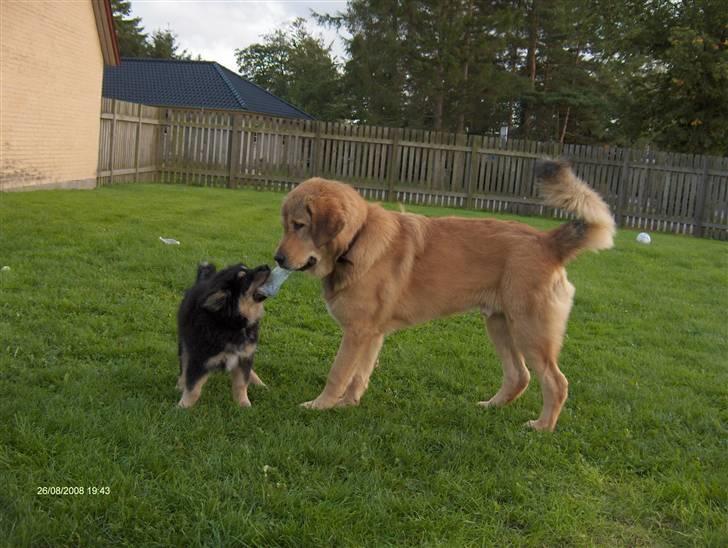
[98,99,728,239]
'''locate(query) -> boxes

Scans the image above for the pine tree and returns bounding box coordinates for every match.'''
[148,28,192,60]
[110,0,148,57]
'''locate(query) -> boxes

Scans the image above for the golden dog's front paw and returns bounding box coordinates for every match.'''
[334,395,359,408]
[525,419,554,432]
[300,397,336,410]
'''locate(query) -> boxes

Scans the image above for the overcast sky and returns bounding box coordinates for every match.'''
[130,1,350,71]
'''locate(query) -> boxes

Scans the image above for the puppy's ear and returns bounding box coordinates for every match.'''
[250,267,270,288]
[307,198,345,247]
[196,262,216,283]
[202,290,227,311]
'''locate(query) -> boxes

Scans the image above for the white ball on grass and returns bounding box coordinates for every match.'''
[636,232,651,244]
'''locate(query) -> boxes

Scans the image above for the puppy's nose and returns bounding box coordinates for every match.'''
[274,253,286,267]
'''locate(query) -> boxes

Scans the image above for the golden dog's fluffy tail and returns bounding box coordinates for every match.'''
[536,159,616,263]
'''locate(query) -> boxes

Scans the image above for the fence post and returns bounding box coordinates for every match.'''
[311,121,322,176]
[228,113,243,188]
[387,128,401,202]
[465,135,481,209]
[134,103,142,182]
[156,109,168,183]
[108,99,117,184]
[693,156,710,237]
[616,149,630,226]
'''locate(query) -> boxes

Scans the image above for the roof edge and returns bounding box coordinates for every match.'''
[120,57,217,64]
[217,64,315,120]
[93,0,120,65]
[212,63,247,110]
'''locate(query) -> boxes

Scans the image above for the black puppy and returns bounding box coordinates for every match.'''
[177,262,271,408]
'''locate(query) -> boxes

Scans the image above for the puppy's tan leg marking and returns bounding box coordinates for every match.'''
[230,367,251,407]
[177,347,189,392]
[249,370,266,387]
[479,314,530,408]
[337,334,384,407]
[178,374,209,408]
[301,330,380,409]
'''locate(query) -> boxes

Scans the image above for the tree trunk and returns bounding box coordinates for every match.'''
[457,60,469,133]
[522,0,538,138]
[434,90,444,130]
[560,107,570,144]
[457,0,474,134]
[528,1,537,84]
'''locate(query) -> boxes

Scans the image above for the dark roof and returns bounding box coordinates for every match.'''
[103,58,313,120]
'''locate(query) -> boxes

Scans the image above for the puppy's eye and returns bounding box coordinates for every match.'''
[292,222,305,231]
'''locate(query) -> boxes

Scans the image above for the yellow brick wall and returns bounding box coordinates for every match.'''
[1,1,104,191]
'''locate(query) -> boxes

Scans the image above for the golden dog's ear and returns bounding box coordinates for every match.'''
[307,198,345,247]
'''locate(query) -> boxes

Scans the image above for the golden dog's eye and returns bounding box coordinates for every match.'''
[293,222,305,231]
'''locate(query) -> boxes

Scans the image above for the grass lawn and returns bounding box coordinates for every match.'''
[1,183,726,546]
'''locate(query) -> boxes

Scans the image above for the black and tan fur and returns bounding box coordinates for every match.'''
[177,263,270,408]
[273,159,615,431]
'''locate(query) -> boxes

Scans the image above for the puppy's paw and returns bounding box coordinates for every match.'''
[177,399,193,409]
[477,399,500,408]
[249,370,266,388]
[238,398,252,408]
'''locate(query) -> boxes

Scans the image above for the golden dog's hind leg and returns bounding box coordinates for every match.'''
[510,318,570,432]
[338,334,384,407]
[524,354,568,432]
[301,330,380,409]
[479,314,530,408]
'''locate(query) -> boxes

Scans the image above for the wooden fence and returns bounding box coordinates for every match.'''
[98,99,728,239]
[97,98,161,185]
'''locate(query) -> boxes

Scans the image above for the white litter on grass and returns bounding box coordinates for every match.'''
[636,232,651,245]
[258,266,292,297]
[1,266,10,272]
[159,237,181,245]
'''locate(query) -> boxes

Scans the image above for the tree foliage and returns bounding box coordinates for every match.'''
[614,0,728,153]
[316,0,728,154]
[114,0,727,154]
[110,0,148,57]
[148,28,192,60]
[111,0,194,60]
[235,19,346,120]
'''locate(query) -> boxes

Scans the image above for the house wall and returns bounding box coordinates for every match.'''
[1,1,104,191]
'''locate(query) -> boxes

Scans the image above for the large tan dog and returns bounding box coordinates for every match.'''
[274,160,615,431]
